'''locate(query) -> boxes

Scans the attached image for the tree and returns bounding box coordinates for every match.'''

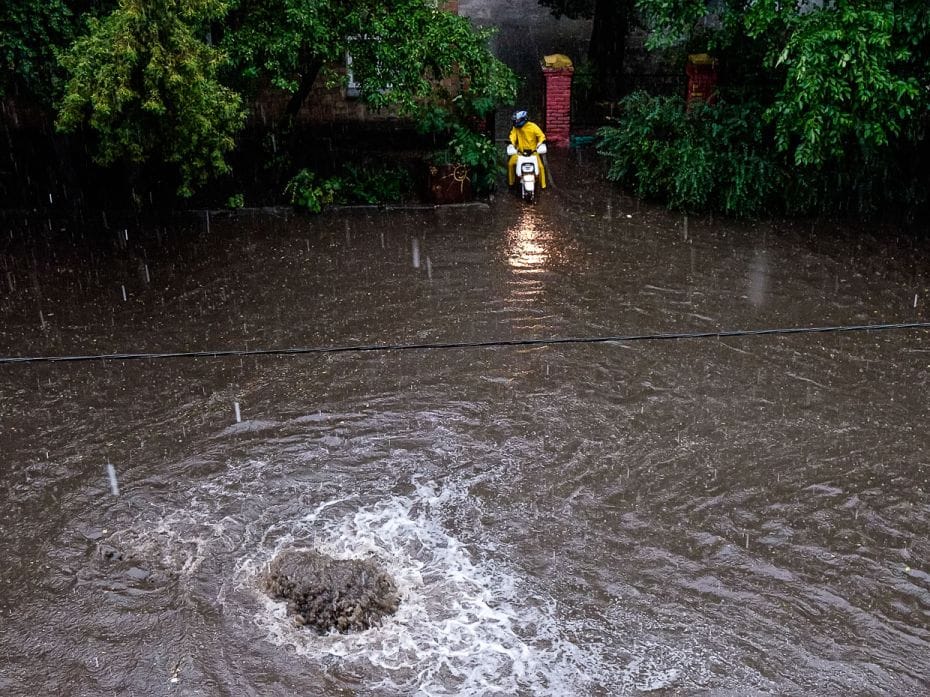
[624,0,930,215]
[56,0,245,195]
[637,0,930,170]
[539,0,634,99]
[0,0,117,103]
[223,0,515,124]
[52,0,515,195]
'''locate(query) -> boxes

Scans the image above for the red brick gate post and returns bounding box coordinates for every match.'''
[542,66,573,147]
[686,53,718,110]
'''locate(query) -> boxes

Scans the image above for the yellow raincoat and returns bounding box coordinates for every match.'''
[508,121,547,188]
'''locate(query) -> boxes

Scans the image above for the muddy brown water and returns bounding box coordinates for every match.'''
[1,153,929,695]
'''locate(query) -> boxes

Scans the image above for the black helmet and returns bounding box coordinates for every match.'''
[512,110,528,128]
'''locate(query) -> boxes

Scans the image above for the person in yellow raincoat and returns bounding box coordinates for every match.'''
[507,110,547,189]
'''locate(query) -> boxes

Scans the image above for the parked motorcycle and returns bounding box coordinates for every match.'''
[507,143,547,203]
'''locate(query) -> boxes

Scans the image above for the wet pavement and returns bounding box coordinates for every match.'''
[1,151,929,695]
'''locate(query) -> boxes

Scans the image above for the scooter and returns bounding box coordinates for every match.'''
[507,143,547,203]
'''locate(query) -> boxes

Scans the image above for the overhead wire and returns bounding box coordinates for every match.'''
[0,321,927,365]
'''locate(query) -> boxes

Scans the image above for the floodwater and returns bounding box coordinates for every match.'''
[1,152,929,696]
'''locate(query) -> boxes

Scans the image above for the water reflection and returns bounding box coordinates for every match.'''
[505,208,549,270]
[6,175,930,695]
[748,248,769,307]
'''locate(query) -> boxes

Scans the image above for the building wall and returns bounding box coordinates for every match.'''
[458,0,591,137]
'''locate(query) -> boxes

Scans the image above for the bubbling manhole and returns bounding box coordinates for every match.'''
[264,549,400,633]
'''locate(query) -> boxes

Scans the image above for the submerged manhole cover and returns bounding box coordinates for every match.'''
[264,549,400,633]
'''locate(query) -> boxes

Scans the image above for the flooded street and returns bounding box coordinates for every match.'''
[1,152,929,695]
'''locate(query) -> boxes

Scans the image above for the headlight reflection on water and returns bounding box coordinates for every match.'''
[506,208,550,271]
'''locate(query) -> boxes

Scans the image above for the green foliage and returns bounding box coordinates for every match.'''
[571,59,596,99]
[43,0,515,197]
[226,192,244,208]
[1,0,72,100]
[56,0,245,196]
[224,0,516,124]
[632,0,930,216]
[765,4,922,168]
[284,168,342,213]
[339,162,415,205]
[443,125,500,193]
[636,0,707,50]
[221,0,345,94]
[346,4,516,120]
[637,0,930,169]
[286,161,420,210]
[597,92,781,217]
[345,2,518,185]
[0,0,118,102]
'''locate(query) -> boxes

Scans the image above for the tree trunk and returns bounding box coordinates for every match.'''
[587,0,630,100]
[285,59,324,117]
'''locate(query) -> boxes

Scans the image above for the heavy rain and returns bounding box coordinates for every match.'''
[2,0,930,695]
[2,148,929,694]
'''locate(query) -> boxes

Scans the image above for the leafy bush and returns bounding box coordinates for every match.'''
[340,162,416,204]
[284,162,419,210]
[434,125,501,193]
[597,92,782,217]
[284,169,343,213]
[634,0,930,220]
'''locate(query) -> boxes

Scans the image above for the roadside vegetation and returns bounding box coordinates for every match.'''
[6,1,928,218]
[1,0,515,204]
[590,1,930,219]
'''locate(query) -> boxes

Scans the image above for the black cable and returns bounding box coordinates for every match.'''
[1,321,927,366]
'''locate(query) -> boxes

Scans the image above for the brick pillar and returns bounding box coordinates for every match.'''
[542,67,573,146]
[441,0,459,13]
[686,54,717,111]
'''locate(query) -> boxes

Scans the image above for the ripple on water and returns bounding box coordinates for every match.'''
[232,480,596,695]
[90,457,774,696]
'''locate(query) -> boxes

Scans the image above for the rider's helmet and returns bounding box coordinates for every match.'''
[512,110,529,128]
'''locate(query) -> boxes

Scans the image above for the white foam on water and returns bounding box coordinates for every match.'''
[235,479,595,696]
[99,457,738,694]
[106,506,241,579]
